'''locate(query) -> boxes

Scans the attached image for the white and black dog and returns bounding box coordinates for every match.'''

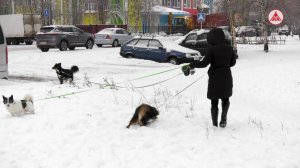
[2,95,34,117]
[52,63,79,84]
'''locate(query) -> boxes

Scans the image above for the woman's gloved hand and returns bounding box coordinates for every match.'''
[182,65,192,76]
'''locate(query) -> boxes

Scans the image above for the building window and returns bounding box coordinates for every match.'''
[162,0,171,6]
[85,2,96,13]
[193,0,197,9]
[167,0,171,6]
[172,0,181,8]
[184,0,191,8]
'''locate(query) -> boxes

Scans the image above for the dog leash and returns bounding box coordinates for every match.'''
[156,73,205,109]
[36,65,187,102]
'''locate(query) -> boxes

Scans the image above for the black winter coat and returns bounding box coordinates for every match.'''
[189,28,236,100]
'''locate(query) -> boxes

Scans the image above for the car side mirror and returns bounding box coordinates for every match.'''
[182,40,186,44]
[128,33,131,35]
[159,47,164,50]
[80,30,84,33]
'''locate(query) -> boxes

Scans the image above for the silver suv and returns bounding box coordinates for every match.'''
[36,25,94,52]
[0,24,8,79]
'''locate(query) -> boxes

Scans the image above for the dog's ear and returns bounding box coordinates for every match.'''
[8,95,13,103]
[2,95,7,100]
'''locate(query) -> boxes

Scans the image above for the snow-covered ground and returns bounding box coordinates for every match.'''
[0,36,300,168]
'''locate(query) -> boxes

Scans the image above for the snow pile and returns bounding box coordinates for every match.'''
[0,37,300,168]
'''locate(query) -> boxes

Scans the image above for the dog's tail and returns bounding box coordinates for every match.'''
[23,94,33,103]
[71,66,79,73]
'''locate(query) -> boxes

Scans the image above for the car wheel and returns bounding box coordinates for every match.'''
[59,40,68,51]
[69,46,75,50]
[25,41,33,45]
[40,48,49,52]
[112,40,118,47]
[96,44,102,47]
[168,57,178,65]
[86,39,94,49]
[12,39,20,45]
[125,54,134,59]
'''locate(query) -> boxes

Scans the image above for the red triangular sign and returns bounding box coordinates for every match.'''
[271,12,281,21]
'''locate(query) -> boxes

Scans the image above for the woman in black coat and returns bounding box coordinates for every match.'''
[184,28,236,127]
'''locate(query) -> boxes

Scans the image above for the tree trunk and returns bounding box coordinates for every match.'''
[260,0,268,52]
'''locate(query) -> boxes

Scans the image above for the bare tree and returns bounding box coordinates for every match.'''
[279,0,300,34]
[128,0,143,33]
[96,0,109,24]
[0,0,11,14]
[256,0,279,52]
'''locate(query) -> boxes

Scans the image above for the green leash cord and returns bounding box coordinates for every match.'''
[35,65,187,101]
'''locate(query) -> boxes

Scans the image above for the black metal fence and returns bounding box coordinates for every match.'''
[76,24,190,35]
[75,24,127,34]
[127,25,190,35]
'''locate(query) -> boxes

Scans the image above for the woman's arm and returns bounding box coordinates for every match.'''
[189,48,212,68]
[230,48,236,67]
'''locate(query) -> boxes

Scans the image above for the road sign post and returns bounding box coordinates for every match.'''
[268,9,283,25]
[44,9,49,17]
[197,13,206,29]
[44,9,49,25]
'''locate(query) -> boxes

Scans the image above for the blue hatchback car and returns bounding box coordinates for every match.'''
[120,36,201,65]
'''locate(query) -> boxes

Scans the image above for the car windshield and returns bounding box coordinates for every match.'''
[40,27,55,33]
[98,29,114,34]
[157,37,197,53]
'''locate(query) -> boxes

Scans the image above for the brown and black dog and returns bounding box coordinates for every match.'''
[126,104,159,128]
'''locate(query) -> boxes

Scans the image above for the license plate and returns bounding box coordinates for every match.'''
[40,41,47,45]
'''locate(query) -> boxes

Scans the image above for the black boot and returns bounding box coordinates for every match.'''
[220,98,230,128]
[211,109,218,127]
[211,100,219,127]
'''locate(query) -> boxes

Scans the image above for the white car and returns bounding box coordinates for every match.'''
[94,28,134,47]
[0,24,8,79]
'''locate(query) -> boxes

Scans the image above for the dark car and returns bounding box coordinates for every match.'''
[175,29,238,57]
[120,36,201,65]
[235,26,258,37]
[278,29,289,36]
[36,25,94,52]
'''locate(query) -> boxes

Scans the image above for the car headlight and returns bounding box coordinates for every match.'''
[186,52,201,60]
[186,53,200,58]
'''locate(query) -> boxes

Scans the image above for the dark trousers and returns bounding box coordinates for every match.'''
[210,98,230,126]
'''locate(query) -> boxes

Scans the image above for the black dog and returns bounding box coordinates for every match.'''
[52,63,79,84]
[126,104,159,128]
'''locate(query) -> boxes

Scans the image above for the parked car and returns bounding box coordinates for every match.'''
[235,26,258,37]
[95,28,134,47]
[175,29,238,58]
[36,25,94,52]
[278,29,289,36]
[0,24,8,79]
[120,36,201,65]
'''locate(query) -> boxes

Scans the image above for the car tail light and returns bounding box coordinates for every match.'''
[106,35,111,39]
[6,46,8,64]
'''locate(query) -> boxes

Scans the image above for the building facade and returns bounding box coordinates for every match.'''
[161,0,201,16]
